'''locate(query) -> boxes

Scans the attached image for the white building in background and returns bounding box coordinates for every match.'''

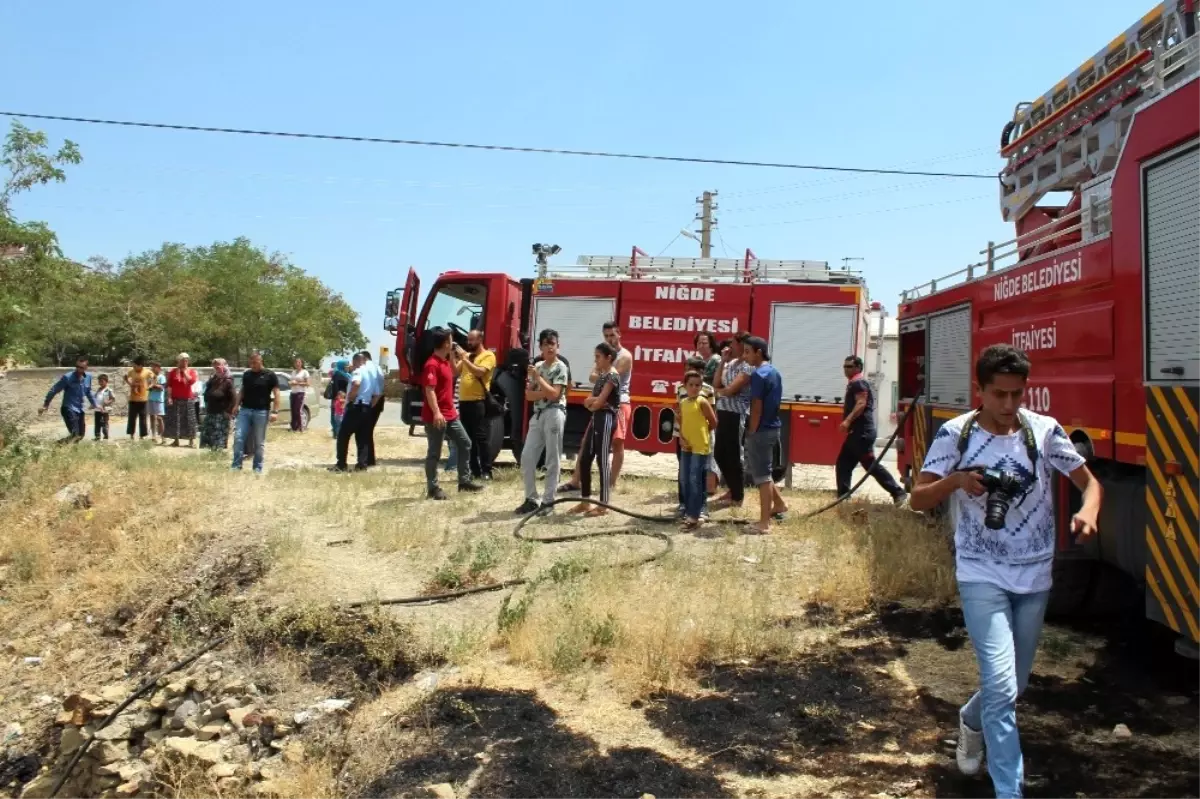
[865,304,899,443]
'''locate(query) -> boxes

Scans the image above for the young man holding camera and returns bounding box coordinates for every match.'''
[910,344,1101,798]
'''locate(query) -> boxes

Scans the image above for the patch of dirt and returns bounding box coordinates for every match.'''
[355,686,728,798]
[127,545,272,667]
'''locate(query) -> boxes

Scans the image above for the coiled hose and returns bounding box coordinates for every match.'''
[353,377,926,608]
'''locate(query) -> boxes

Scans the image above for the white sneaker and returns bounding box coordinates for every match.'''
[956,715,984,775]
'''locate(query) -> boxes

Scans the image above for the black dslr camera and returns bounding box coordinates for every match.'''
[969,467,1025,530]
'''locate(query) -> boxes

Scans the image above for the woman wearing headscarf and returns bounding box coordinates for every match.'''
[165,353,199,447]
[328,359,352,438]
[200,358,235,450]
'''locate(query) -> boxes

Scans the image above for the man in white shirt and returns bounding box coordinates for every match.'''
[333,353,371,472]
[359,350,385,467]
[910,344,1101,799]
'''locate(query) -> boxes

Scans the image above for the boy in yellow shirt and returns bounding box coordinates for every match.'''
[124,356,152,440]
[679,370,718,528]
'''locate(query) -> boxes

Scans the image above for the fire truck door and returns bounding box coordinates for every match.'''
[898,315,930,486]
[396,267,421,383]
[769,304,857,402]
[531,295,616,390]
[768,303,857,466]
[1144,144,1200,383]
[1142,142,1199,644]
[925,305,973,443]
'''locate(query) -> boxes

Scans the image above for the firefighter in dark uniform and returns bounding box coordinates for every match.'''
[836,355,907,505]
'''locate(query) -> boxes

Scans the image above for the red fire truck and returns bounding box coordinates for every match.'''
[384,250,873,480]
[896,1,1198,649]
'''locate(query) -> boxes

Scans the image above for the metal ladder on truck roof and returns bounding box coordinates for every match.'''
[999,0,1198,223]
[548,254,864,285]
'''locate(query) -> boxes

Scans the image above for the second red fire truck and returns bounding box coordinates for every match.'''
[385,249,875,482]
[896,1,1198,650]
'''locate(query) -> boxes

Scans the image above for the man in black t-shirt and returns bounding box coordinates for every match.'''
[231,351,281,473]
[836,355,906,504]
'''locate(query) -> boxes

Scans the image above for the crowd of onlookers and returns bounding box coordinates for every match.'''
[412,321,803,533]
[39,351,325,475]
[39,325,904,531]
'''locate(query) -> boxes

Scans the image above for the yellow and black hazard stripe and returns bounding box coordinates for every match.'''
[1144,385,1200,643]
[912,400,928,473]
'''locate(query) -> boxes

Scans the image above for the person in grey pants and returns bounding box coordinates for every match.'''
[515,329,570,515]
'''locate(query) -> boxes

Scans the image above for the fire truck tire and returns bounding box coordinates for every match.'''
[1045,558,1096,618]
[487,414,505,463]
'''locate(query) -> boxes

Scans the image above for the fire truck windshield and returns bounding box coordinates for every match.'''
[424,281,486,340]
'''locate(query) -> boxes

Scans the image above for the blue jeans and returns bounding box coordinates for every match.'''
[680,450,709,520]
[444,438,459,472]
[231,409,269,472]
[958,580,1050,799]
[61,407,86,439]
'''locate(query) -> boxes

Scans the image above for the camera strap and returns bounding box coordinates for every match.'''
[954,409,1039,471]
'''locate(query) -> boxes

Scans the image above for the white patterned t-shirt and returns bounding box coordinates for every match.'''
[920,410,1085,594]
[715,359,754,415]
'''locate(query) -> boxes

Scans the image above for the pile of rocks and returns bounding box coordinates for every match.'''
[20,655,350,799]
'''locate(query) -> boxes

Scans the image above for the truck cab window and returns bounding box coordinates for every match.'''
[424,282,487,345]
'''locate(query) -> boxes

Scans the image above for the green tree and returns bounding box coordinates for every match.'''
[0,121,81,216]
[0,121,366,367]
[0,121,83,362]
[105,239,366,367]
[15,259,116,365]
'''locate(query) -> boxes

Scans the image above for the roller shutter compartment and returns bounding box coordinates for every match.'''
[1144,144,1200,382]
[927,306,972,408]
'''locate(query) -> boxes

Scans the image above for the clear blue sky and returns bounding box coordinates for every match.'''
[1,0,1141,366]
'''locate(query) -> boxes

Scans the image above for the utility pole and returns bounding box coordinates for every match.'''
[695,190,718,258]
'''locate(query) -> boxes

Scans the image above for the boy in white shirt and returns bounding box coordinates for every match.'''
[910,344,1101,798]
[92,374,115,440]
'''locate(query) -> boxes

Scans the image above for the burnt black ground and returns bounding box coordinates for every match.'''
[356,687,727,798]
[351,601,1197,798]
[876,601,1200,798]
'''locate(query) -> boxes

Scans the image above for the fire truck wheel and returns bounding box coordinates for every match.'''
[1046,558,1097,618]
[487,414,505,463]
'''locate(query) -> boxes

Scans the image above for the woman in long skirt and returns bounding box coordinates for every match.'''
[200,358,234,449]
[165,353,199,447]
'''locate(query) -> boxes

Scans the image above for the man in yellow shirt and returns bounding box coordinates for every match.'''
[124,356,152,440]
[455,329,498,480]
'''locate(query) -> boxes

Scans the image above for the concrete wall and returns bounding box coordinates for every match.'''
[0,368,218,417]
[0,366,335,420]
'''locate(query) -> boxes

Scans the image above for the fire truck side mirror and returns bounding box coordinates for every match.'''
[383,290,401,332]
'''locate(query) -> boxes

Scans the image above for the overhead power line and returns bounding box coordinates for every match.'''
[723,194,991,230]
[720,147,996,199]
[0,111,997,180]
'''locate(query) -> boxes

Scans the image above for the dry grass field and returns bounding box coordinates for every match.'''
[0,416,1196,798]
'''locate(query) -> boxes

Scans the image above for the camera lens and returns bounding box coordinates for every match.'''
[984,494,1011,530]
